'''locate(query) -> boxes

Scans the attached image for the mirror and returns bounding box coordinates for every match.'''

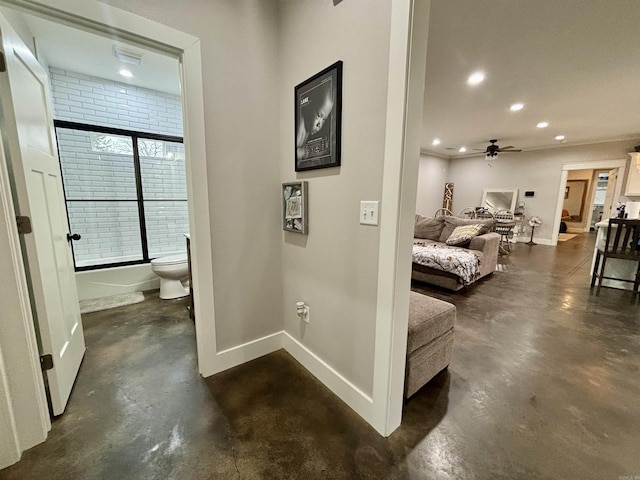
[563,179,588,222]
[481,188,518,213]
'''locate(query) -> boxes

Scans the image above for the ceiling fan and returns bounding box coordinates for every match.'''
[476,139,522,158]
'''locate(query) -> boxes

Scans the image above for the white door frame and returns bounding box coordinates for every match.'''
[552,159,627,245]
[0,0,214,463]
[372,0,430,435]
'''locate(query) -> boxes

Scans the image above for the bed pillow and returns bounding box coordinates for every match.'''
[414,214,445,241]
[439,216,496,243]
[445,224,484,247]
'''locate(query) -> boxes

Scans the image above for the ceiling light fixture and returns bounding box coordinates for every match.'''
[555,135,565,141]
[432,138,441,146]
[459,147,467,153]
[467,71,485,86]
[536,121,549,128]
[510,103,524,112]
[119,69,134,78]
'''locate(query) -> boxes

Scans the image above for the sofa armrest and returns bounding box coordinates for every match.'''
[469,232,500,278]
[469,232,499,253]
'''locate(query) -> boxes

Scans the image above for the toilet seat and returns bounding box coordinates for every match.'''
[151,253,187,266]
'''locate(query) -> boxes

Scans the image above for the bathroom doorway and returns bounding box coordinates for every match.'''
[3,10,193,306]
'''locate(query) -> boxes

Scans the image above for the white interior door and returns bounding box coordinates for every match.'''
[0,14,84,415]
[602,168,618,220]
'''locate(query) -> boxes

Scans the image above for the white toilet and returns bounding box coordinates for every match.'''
[150,253,189,299]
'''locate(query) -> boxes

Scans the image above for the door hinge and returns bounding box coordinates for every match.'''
[40,354,54,371]
[0,51,5,73]
[16,215,32,234]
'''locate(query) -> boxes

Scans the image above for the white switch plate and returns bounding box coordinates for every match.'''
[360,201,379,226]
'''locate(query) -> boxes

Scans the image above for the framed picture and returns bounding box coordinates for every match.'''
[295,61,343,172]
[282,181,308,234]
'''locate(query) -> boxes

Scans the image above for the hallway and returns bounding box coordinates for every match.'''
[1,233,638,479]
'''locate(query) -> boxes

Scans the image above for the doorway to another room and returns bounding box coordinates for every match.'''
[553,160,626,246]
[0,0,198,430]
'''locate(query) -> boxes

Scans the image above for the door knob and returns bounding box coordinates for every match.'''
[67,233,81,242]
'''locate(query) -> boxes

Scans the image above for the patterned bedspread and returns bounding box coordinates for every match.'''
[412,241,481,285]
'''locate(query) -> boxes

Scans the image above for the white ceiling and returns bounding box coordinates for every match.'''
[13,12,180,96]
[5,2,639,157]
[422,0,640,158]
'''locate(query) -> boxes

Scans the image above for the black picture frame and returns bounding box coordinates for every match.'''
[294,61,343,172]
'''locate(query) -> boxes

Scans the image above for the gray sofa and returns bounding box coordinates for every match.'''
[412,215,500,291]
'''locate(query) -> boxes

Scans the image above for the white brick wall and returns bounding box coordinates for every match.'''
[145,201,190,257]
[51,69,188,267]
[67,201,143,267]
[50,68,183,136]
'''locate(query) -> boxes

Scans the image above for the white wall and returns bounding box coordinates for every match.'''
[279,0,392,398]
[96,0,285,351]
[416,153,449,216]
[49,68,183,136]
[447,140,637,242]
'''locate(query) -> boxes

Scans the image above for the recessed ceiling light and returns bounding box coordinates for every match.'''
[119,69,134,78]
[459,147,467,153]
[555,135,565,141]
[432,138,441,146]
[510,103,524,112]
[536,121,549,128]
[467,71,485,86]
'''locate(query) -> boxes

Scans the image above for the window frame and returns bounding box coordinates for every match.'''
[54,120,185,271]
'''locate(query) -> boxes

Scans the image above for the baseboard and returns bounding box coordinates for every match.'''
[281,331,373,424]
[202,330,375,427]
[210,331,283,375]
[514,237,554,246]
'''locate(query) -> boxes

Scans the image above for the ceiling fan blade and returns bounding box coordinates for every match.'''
[497,148,522,152]
[499,146,514,149]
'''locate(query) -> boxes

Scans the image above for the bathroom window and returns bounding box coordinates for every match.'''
[56,121,188,270]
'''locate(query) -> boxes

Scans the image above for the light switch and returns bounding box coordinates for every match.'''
[360,201,379,226]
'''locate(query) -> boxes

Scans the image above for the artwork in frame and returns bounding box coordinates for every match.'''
[282,181,308,234]
[295,61,343,172]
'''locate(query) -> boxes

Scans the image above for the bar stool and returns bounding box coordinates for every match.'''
[592,218,640,296]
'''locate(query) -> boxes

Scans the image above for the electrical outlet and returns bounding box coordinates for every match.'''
[296,302,310,324]
[360,201,379,225]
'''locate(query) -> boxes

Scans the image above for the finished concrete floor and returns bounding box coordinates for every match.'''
[1,233,639,479]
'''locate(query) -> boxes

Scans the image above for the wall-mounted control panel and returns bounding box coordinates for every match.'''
[360,201,379,226]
